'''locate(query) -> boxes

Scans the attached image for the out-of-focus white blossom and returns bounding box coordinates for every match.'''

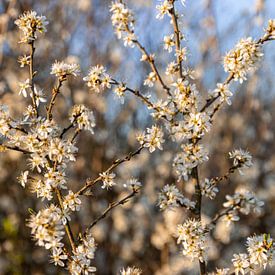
[123,178,142,190]
[156,1,173,20]
[120,266,142,275]
[100,172,116,189]
[51,61,80,79]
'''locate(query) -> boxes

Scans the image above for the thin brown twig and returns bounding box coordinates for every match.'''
[110,79,171,121]
[133,39,171,96]
[28,37,38,117]
[77,146,144,196]
[47,79,64,121]
[55,188,76,252]
[0,143,30,154]
[87,189,139,230]
[169,2,183,78]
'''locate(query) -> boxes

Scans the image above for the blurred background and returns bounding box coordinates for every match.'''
[0,0,275,274]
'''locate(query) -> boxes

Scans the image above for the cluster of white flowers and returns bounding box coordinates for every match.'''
[69,232,97,274]
[164,34,175,53]
[137,125,164,153]
[144,72,157,87]
[223,190,264,225]
[110,1,136,47]
[211,83,233,105]
[70,105,96,134]
[229,149,253,174]
[5,4,275,274]
[266,19,275,38]
[28,205,66,260]
[120,266,142,275]
[99,172,116,189]
[158,184,195,210]
[14,10,48,43]
[51,61,80,80]
[123,178,142,190]
[223,37,263,83]
[200,178,219,200]
[231,234,274,274]
[0,105,11,137]
[173,144,208,180]
[63,190,82,212]
[113,83,127,103]
[176,219,208,262]
[156,0,173,20]
[83,65,111,93]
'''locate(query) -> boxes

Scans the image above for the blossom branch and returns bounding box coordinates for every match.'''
[201,34,272,113]
[110,79,170,121]
[28,36,38,116]
[0,143,30,154]
[47,79,64,121]
[55,188,76,252]
[77,146,144,196]
[169,1,183,78]
[87,188,139,230]
[132,39,171,96]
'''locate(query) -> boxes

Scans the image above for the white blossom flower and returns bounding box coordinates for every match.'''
[200,178,219,199]
[51,61,80,79]
[19,79,31,97]
[158,184,195,210]
[110,2,135,40]
[83,65,111,93]
[229,149,252,174]
[177,219,208,262]
[212,83,233,105]
[100,172,116,189]
[69,231,97,274]
[144,72,157,87]
[138,125,165,153]
[123,178,142,190]
[120,266,142,275]
[232,253,250,275]
[163,34,175,53]
[63,190,81,211]
[156,1,172,20]
[17,170,29,188]
[70,105,96,134]
[15,11,48,43]
[50,248,68,267]
[223,37,263,83]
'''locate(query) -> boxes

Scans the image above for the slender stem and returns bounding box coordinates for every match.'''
[77,146,144,196]
[133,39,171,96]
[28,38,38,116]
[55,188,76,252]
[110,79,171,121]
[70,128,81,143]
[47,79,64,121]
[87,189,138,230]
[0,143,30,154]
[191,165,207,275]
[169,2,183,78]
